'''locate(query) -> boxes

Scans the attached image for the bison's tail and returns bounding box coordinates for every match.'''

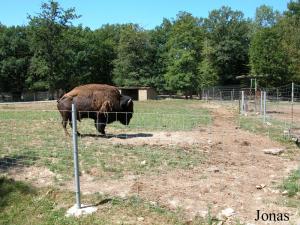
[57,96,64,103]
[57,94,72,103]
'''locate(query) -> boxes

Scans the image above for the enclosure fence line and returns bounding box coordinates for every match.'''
[203,82,300,144]
[1,107,223,210]
[0,104,295,216]
[203,82,300,102]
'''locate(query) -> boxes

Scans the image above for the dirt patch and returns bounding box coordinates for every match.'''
[69,102,300,224]
[81,131,210,147]
[3,166,55,187]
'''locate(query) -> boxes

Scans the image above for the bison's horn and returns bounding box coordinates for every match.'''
[127,99,132,106]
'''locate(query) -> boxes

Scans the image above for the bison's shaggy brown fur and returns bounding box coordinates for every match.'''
[60,84,121,111]
[57,84,133,136]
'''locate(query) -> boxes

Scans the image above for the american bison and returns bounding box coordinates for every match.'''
[57,84,134,136]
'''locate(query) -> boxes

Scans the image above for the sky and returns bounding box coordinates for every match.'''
[0,0,291,30]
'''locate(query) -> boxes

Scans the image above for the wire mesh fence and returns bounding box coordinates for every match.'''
[203,83,300,135]
[0,91,63,102]
[0,100,296,161]
[0,110,72,172]
[0,108,293,172]
[202,86,241,101]
[0,108,214,175]
[237,83,300,131]
[0,98,298,214]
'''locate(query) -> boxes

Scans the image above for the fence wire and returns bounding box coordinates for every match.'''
[0,109,214,175]
[204,83,300,131]
[0,100,296,214]
[202,86,241,101]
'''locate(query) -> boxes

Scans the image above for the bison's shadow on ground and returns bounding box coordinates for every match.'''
[79,133,153,139]
[267,110,285,114]
[80,198,113,209]
[0,155,35,172]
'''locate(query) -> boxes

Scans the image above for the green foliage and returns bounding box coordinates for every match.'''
[280,1,300,83]
[27,0,80,94]
[1,1,300,95]
[198,39,218,89]
[164,12,203,95]
[285,0,300,19]
[0,26,31,99]
[113,24,155,87]
[250,2,300,86]
[249,26,290,86]
[148,18,172,92]
[60,25,117,89]
[254,5,281,29]
[204,6,251,85]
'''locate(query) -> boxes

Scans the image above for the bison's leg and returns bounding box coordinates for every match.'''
[62,119,70,136]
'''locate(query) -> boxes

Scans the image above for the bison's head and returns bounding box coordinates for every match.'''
[118,95,134,125]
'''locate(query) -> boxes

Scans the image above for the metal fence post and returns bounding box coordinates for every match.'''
[292,82,294,103]
[241,91,244,114]
[260,91,263,116]
[263,91,266,123]
[292,82,294,126]
[72,103,81,209]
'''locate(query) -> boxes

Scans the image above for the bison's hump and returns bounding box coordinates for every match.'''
[58,84,122,112]
[62,84,120,99]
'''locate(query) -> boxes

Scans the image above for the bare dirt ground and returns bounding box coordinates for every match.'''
[5,102,300,224]
[71,102,300,224]
[3,166,55,187]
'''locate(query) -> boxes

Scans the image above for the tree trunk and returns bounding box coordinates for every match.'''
[12,92,22,102]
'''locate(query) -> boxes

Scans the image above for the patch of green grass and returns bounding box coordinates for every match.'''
[135,99,207,114]
[0,177,35,208]
[280,169,300,197]
[0,100,212,129]
[238,116,294,144]
[79,144,205,179]
[0,100,208,180]
[0,120,205,179]
[0,177,208,225]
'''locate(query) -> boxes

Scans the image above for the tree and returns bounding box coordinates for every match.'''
[280,0,300,82]
[254,5,281,29]
[285,0,300,20]
[164,12,203,96]
[113,24,154,87]
[249,27,290,86]
[90,24,121,84]
[0,26,31,100]
[27,0,79,96]
[198,39,218,89]
[204,6,251,85]
[62,24,119,88]
[149,18,172,92]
